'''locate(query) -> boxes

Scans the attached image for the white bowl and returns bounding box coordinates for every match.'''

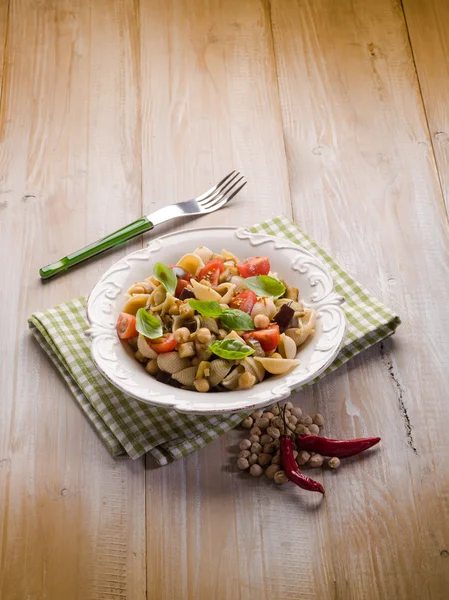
[86,227,346,414]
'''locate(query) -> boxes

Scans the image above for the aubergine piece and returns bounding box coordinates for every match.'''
[273,304,295,332]
[179,287,195,300]
[172,266,189,279]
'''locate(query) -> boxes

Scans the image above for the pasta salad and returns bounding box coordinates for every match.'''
[116,247,316,393]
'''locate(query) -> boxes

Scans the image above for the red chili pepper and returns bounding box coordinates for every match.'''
[280,435,325,495]
[296,435,381,458]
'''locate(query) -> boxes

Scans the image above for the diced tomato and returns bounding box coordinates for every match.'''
[175,279,189,297]
[230,290,257,314]
[237,256,270,278]
[243,324,280,352]
[197,258,224,286]
[149,334,177,353]
[116,312,138,339]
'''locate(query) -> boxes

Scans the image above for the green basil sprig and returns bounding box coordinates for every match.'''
[188,300,255,331]
[209,339,255,360]
[244,275,285,299]
[153,262,177,296]
[219,308,255,332]
[188,299,223,318]
[135,308,163,339]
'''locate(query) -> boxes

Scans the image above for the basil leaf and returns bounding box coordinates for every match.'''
[153,262,177,296]
[209,339,255,360]
[244,275,285,299]
[188,299,223,318]
[220,308,255,331]
[135,308,163,339]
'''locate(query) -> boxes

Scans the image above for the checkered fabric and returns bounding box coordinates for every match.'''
[28,216,400,464]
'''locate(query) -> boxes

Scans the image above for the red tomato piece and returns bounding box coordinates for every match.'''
[237,256,270,278]
[175,279,189,297]
[149,334,177,353]
[243,324,280,352]
[197,258,224,286]
[116,312,138,339]
[229,290,257,314]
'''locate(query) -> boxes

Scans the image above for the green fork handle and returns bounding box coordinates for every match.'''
[39,217,154,279]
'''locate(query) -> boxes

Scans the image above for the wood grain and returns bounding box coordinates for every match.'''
[269,0,449,598]
[1,0,449,598]
[0,1,145,599]
[401,0,449,210]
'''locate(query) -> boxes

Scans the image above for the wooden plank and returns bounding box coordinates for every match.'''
[0,1,146,598]
[269,1,449,599]
[401,0,449,210]
[139,1,292,598]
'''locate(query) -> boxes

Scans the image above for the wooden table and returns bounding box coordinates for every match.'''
[1,1,449,598]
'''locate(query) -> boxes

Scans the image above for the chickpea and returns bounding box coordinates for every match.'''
[328,457,341,469]
[296,451,310,466]
[251,409,264,420]
[293,450,298,459]
[255,417,270,430]
[250,426,262,436]
[196,327,212,344]
[291,406,303,418]
[274,471,289,485]
[193,378,210,393]
[263,411,274,420]
[308,424,320,435]
[271,453,281,465]
[309,454,324,468]
[248,454,259,466]
[251,442,263,455]
[260,434,273,446]
[134,350,147,363]
[241,416,253,429]
[178,342,195,358]
[258,453,272,466]
[218,329,228,339]
[249,435,260,444]
[285,401,293,410]
[288,415,298,426]
[179,304,194,316]
[145,359,159,376]
[313,413,325,427]
[263,443,275,455]
[174,327,191,343]
[266,426,280,439]
[295,424,310,435]
[237,457,249,470]
[300,416,313,426]
[284,409,292,418]
[254,314,270,329]
[264,465,280,479]
[272,405,281,416]
[239,439,251,451]
[191,356,200,366]
[271,416,284,430]
[272,439,280,450]
[239,450,251,459]
[250,464,264,477]
[238,372,256,389]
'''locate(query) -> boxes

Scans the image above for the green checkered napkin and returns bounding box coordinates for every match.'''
[28,216,400,465]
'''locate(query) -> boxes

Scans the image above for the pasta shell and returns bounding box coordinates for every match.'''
[254,357,300,375]
[157,352,191,374]
[277,333,297,360]
[190,279,222,302]
[221,248,239,263]
[137,334,158,359]
[148,285,167,310]
[172,313,201,333]
[213,282,236,304]
[208,359,233,387]
[200,316,220,334]
[285,326,310,347]
[126,281,155,295]
[176,253,204,276]
[224,330,246,344]
[122,294,151,315]
[251,297,277,320]
[230,276,247,295]
[172,366,197,387]
[222,365,245,390]
[195,340,213,361]
[158,292,177,315]
[193,246,214,264]
[240,356,265,382]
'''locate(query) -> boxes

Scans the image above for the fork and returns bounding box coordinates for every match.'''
[39,171,246,279]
